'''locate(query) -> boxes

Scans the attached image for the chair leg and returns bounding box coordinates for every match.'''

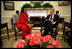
[54,33,57,40]
[54,27,58,40]
[14,25,17,41]
[15,29,17,41]
[64,34,66,42]
[62,23,65,40]
[62,32,65,40]
[6,23,9,40]
[40,29,42,36]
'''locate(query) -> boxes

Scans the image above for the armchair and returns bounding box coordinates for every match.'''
[11,18,33,41]
[40,17,59,40]
[62,22,71,47]
[11,18,22,40]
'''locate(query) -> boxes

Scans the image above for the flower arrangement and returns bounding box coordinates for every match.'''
[16,32,60,48]
[21,3,53,8]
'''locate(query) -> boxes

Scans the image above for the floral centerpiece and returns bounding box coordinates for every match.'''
[16,32,60,48]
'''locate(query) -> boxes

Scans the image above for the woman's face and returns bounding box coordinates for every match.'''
[24,8,27,13]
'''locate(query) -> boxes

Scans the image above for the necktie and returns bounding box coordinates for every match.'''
[50,15,52,21]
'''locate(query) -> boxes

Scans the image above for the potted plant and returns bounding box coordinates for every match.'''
[42,3,53,8]
[16,32,60,48]
[22,3,32,8]
[33,3,42,9]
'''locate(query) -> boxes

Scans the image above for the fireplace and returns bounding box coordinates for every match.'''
[27,8,48,27]
[30,16,44,27]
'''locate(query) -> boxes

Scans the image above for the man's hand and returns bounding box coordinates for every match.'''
[52,22,56,24]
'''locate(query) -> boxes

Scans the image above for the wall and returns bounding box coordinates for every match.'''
[1,1,31,29]
[1,1,71,29]
[49,1,71,22]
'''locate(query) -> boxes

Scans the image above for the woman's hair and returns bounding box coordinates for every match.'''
[20,6,25,13]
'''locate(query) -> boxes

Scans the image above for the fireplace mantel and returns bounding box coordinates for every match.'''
[27,8,52,18]
[27,8,53,10]
[27,8,53,27]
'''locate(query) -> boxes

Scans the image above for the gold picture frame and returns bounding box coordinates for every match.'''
[3,1,14,10]
[31,1,43,3]
[58,1,71,6]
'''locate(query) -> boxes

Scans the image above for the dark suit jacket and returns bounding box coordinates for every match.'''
[46,14,59,26]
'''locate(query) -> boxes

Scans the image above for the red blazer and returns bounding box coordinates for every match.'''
[17,13,30,29]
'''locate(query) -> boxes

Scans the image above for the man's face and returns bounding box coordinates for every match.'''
[16,11,19,14]
[50,9,54,15]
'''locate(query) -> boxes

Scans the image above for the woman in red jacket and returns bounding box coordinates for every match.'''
[17,8,31,39]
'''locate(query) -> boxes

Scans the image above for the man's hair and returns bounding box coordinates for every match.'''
[16,10,19,13]
[50,9,54,12]
[56,10,59,14]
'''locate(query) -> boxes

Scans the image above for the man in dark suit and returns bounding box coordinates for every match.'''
[42,9,59,37]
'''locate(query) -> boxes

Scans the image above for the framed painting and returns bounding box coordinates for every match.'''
[58,1,71,6]
[3,1,14,10]
[31,1,43,3]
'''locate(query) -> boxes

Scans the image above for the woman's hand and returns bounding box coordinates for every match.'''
[27,24,33,28]
[27,24,30,27]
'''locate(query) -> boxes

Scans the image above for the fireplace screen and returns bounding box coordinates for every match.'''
[30,16,44,27]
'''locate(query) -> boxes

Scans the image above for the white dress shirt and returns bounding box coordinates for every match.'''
[49,14,54,22]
